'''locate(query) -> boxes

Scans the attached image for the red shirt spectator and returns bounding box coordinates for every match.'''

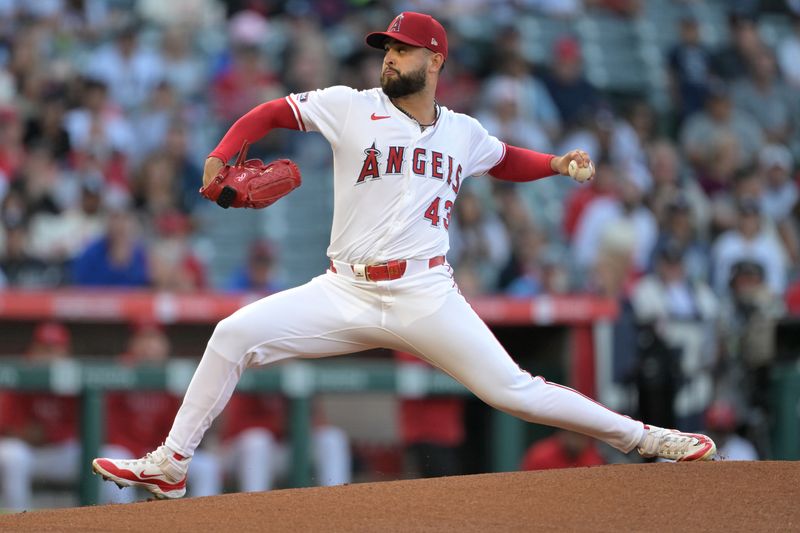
[221,394,287,441]
[105,391,180,457]
[520,431,606,471]
[0,391,78,445]
[396,352,464,447]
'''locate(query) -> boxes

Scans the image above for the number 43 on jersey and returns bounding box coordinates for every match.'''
[424,197,453,230]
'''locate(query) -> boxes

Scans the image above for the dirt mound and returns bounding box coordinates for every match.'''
[2,461,798,532]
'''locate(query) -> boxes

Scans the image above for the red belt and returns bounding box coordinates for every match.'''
[329,256,445,281]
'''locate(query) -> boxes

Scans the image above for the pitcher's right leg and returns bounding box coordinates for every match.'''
[94,273,382,498]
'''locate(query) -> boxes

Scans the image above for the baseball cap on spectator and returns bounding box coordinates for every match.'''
[705,401,737,432]
[758,144,793,172]
[554,36,581,62]
[366,12,448,61]
[33,322,71,348]
[729,259,765,283]
[248,240,276,264]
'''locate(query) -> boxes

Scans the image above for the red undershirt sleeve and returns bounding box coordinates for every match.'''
[208,98,300,162]
[489,143,557,182]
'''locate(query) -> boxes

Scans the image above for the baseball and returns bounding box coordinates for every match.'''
[568,160,594,183]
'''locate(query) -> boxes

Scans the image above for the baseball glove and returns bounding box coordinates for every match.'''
[199,141,302,209]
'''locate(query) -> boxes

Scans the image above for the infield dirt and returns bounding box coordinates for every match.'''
[1,461,797,532]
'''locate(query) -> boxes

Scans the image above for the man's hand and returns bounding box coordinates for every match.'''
[550,149,595,182]
[203,157,225,187]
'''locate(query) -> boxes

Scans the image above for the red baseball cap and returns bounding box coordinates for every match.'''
[33,322,71,347]
[366,12,448,61]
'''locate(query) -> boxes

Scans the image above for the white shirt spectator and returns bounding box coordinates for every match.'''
[777,25,800,88]
[64,107,136,158]
[718,435,759,461]
[711,228,787,296]
[85,41,165,112]
[572,196,658,272]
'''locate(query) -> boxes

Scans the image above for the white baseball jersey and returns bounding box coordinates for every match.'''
[286,86,506,264]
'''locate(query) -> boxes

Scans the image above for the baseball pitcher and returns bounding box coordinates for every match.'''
[93,12,716,499]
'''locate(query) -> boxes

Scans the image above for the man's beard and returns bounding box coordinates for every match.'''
[380,65,427,98]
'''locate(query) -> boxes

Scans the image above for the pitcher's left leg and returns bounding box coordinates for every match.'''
[388,287,644,453]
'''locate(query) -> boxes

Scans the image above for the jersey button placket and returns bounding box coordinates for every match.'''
[374,125,419,260]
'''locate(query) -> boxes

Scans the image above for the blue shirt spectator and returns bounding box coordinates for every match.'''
[72,210,150,287]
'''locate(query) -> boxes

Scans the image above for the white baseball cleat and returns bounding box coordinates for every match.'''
[92,445,189,499]
[637,425,717,462]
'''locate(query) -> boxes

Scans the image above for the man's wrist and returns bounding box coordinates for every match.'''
[549,155,561,174]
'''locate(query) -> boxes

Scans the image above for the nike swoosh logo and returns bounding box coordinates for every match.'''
[371,113,391,120]
[139,471,163,479]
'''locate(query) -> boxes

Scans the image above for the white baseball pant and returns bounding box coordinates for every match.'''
[166,264,645,461]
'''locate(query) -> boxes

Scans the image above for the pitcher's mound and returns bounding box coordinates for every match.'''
[2,461,798,532]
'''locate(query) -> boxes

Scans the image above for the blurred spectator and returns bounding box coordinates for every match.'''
[572,164,657,274]
[716,260,784,453]
[712,13,765,81]
[650,195,709,282]
[646,140,711,241]
[104,321,221,499]
[212,43,282,125]
[707,166,763,236]
[757,144,799,266]
[667,13,713,120]
[162,124,204,213]
[481,54,562,140]
[149,211,207,292]
[777,11,800,88]
[520,430,605,471]
[541,36,600,131]
[703,401,759,461]
[0,322,78,511]
[501,225,545,297]
[23,91,71,162]
[227,239,283,293]
[0,219,64,287]
[160,27,208,102]
[680,82,764,173]
[631,242,718,430]
[71,207,150,287]
[448,188,511,291]
[731,48,798,146]
[132,82,182,163]
[84,25,165,112]
[562,156,617,239]
[28,178,106,263]
[220,394,351,491]
[63,78,136,171]
[396,352,464,478]
[11,145,64,217]
[711,199,787,296]
[133,152,183,217]
[477,75,552,153]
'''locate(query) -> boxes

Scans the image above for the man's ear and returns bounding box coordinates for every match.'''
[429,52,445,74]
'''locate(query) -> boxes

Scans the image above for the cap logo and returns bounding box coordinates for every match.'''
[389,14,403,32]
[431,37,438,46]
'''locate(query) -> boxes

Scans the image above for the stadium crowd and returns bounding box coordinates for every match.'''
[0,0,799,505]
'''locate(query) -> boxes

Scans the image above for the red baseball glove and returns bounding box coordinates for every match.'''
[199,141,302,209]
